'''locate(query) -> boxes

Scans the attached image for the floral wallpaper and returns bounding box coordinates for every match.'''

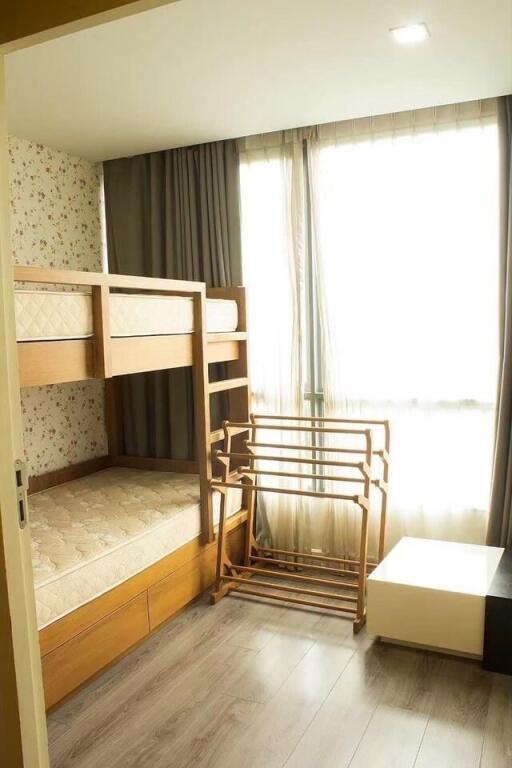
[9,137,103,270]
[20,381,107,475]
[9,137,108,477]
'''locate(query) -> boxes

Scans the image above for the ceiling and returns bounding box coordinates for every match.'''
[5,0,512,162]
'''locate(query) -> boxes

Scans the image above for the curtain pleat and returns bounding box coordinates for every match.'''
[103,140,241,460]
[239,141,312,556]
[487,95,512,547]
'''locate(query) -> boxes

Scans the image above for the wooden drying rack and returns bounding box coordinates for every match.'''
[210,414,390,632]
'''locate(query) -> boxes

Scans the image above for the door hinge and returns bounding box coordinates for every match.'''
[14,459,28,529]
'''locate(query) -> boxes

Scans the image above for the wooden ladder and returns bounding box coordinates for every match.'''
[195,286,251,544]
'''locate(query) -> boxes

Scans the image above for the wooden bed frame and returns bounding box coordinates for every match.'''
[15,265,250,543]
[35,461,248,710]
[15,265,252,709]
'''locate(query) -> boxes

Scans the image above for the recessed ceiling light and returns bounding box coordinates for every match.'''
[390,23,430,44]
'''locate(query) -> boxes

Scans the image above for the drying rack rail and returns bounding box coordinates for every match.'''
[210,414,390,632]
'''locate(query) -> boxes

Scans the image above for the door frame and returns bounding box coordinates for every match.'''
[0,52,49,768]
[0,3,178,766]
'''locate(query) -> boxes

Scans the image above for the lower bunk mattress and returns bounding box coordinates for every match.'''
[29,467,242,629]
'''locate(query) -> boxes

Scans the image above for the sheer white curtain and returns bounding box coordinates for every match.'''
[239,135,312,552]
[239,101,500,560]
[310,101,500,553]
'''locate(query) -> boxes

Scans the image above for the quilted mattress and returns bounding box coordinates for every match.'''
[15,289,238,341]
[29,467,242,629]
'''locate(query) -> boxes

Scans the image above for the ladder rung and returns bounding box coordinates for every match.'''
[210,425,250,444]
[208,331,247,343]
[209,377,249,394]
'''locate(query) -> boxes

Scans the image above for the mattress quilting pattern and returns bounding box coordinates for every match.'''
[15,289,238,341]
[30,467,242,628]
[109,294,238,337]
[15,289,93,341]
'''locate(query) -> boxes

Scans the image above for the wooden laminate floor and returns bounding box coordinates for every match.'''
[47,590,512,768]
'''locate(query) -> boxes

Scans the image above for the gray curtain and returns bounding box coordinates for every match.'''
[103,140,242,460]
[487,95,512,547]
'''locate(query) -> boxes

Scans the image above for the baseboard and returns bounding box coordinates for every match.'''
[28,455,112,494]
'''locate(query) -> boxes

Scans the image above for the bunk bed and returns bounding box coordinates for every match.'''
[14,265,250,709]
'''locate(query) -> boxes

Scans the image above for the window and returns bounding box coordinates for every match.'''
[240,104,499,552]
[313,121,499,532]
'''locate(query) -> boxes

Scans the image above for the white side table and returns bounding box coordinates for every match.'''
[367,537,504,657]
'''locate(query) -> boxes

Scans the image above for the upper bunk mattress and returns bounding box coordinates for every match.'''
[15,289,238,341]
[29,467,242,629]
